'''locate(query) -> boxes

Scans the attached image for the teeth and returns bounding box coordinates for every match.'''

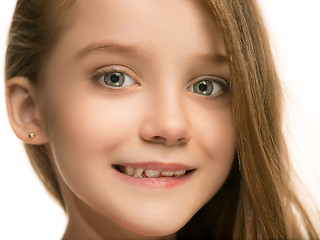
[160,171,174,177]
[174,170,186,176]
[122,166,188,178]
[133,168,144,178]
[145,170,161,177]
[124,166,134,176]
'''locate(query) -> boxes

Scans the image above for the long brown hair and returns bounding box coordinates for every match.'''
[5,0,319,239]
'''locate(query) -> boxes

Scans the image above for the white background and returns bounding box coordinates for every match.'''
[0,1,319,239]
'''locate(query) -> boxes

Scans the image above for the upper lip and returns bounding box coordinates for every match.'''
[112,161,195,171]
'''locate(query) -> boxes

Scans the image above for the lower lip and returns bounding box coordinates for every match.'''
[112,168,194,189]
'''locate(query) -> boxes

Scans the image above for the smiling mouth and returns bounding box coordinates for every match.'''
[112,164,195,178]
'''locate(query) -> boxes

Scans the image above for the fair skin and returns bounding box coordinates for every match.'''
[6,0,236,239]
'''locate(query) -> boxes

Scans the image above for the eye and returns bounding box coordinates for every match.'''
[101,71,135,88]
[189,78,227,96]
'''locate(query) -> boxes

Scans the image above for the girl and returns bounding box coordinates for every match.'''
[4,0,319,239]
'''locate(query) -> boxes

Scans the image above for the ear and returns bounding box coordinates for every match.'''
[5,77,48,144]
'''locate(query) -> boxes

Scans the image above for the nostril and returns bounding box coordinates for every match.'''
[153,136,166,143]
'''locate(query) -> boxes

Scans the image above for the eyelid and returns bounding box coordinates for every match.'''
[187,75,230,98]
[89,65,140,89]
[90,65,137,80]
[189,75,229,89]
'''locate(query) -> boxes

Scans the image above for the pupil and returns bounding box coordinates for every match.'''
[111,74,120,83]
[199,83,207,92]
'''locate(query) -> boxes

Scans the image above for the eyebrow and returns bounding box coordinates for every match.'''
[73,41,229,65]
[193,52,229,65]
[73,41,147,61]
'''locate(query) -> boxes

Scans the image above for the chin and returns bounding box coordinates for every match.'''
[118,215,190,237]
[127,224,181,237]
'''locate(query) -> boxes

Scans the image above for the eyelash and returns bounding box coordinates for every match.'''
[89,67,229,96]
[90,69,110,82]
[90,66,138,91]
[189,76,229,97]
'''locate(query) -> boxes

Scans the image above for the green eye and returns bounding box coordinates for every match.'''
[193,80,214,95]
[102,72,135,88]
[189,79,227,96]
[104,72,124,87]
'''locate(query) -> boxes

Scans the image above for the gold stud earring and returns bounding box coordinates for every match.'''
[28,133,35,139]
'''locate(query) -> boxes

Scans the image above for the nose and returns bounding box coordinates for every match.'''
[139,95,191,146]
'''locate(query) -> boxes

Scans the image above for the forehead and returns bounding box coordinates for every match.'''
[46,0,227,74]
[68,0,222,46]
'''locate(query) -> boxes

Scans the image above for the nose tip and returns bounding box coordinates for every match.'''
[139,113,191,146]
[139,88,191,146]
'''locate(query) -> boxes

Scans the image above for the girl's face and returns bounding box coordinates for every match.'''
[44,0,236,237]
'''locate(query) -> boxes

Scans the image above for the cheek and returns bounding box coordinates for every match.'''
[49,93,140,155]
[188,101,236,203]
[199,107,236,160]
[46,91,142,188]
[188,97,236,161]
